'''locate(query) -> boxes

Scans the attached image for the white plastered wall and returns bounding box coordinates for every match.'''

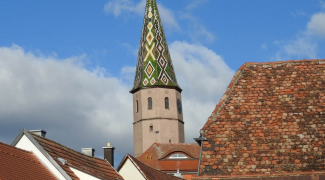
[69,167,101,180]
[15,135,66,180]
[118,159,146,180]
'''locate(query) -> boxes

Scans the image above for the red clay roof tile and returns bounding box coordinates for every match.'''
[127,154,184,180]
[0,141,58,180]
[29,132,123,180]
[138,143,200,173]
[199,59,325,176]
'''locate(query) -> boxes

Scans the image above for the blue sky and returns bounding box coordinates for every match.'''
[0,0,325,166]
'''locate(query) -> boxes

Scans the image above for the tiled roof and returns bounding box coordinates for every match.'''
[122,154,184,180]
[138,143,200,173]
[131,0,181,93]
[29,132,123,180]
[199,59,325,176]
[0,141,57,180]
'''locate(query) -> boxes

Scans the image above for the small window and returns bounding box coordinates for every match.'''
[169,153,187,159]
[148,97,152,110]
[165,97,169,109]
[150,126,153,132]
[136,100,139,113]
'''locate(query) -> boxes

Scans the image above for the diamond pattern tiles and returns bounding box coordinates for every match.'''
[131,0,181,92]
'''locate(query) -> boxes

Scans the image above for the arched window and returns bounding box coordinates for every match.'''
[136,100,139,113]
[165,97,169,109]
[148,97,152,110]
[168,153,187,159]
[150,125,153,132]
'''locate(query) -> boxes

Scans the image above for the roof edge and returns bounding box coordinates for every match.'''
[200,64,246,134]
[130,85,182,94]
[11,129,72,180]
[199,58,325,134]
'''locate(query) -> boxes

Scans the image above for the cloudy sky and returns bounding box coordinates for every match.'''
[0,0,325,166]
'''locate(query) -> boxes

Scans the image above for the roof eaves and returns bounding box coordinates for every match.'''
[11,129,73,180]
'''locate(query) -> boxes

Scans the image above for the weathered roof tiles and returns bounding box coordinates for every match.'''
[199,59,325,176]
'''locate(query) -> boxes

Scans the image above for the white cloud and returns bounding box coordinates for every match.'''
[273,11,325,61]
[0,45,133,164]
[170,41,234,140]
[104,0,179,30]
[307,12,325,38]
[104,0,145,17]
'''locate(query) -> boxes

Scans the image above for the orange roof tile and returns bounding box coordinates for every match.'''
[138,143,200,173]
[0,141,58,180]
[199,59,325,176]
[29,132,123,180]
[119,154,184,180]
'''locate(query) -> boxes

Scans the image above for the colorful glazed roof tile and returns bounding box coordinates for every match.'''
[0,141,57,180]
[131,0,181,93]
[117,154,184,180]
[138,143,200,173]
[29,132,123,180]
[199,59,325,176]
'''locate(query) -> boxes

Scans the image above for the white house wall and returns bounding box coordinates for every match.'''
[119,159,146,180]
[15,134,66,180]
[69,167,101,180]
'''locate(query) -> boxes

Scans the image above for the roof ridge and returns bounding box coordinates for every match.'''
[245,58,324,66]
[29,132,107,162]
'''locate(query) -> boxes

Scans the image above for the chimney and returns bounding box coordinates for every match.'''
[103,143,115,167]
[30,130,47,137]
[81,148,95,156]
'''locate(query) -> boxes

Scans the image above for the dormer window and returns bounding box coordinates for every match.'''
[168,153,187,159]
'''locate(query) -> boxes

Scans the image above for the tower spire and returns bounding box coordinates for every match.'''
[131,0,181,93]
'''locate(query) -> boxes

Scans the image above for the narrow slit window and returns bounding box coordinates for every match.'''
[165,97,169,109]
[136,100,139,113]
[148,97,152,110]
[150,125,153,132]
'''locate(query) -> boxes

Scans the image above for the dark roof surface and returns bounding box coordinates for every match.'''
[199,59,325,176]
[0,141,58,180]
[125,154,184,180]
[30,132,123,180]
[138,143,200,172]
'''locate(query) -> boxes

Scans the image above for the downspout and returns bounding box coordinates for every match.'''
[194,134,207,176]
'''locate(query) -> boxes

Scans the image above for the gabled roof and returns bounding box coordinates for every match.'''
[131,0,181,93]
[138,143,200,173]
[12,129,123,180]
[0,141,57,180]
[199,59,325,176]
[117,154,184,180]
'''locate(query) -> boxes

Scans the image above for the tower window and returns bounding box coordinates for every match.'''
[148,97,152,110]
[136,100,139,113]
[150,125,153,132]
[165,97,169,109]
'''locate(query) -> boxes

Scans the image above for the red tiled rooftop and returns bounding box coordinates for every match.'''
[29,132,123,180]
[138,143,200,173]
[199,59,325,176]
[0,141,57,180]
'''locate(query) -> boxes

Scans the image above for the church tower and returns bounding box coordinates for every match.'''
[131,0,185,157]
